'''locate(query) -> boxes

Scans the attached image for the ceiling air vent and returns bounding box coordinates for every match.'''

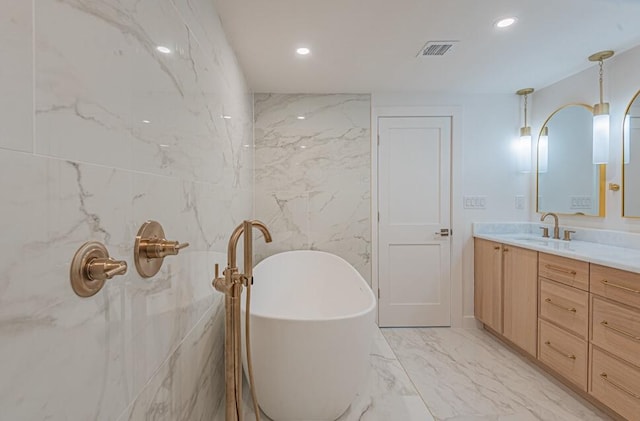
[417,40,458,57]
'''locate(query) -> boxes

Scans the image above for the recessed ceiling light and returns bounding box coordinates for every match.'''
[222,115,232,119]
[159,144,169,148]
[156,45,171,54]
[297,115,306,120]
[142,119,151,124]
[300,145,307,149]
[495,17,517,28]
[296,47,310,56]
[243,144,251,148]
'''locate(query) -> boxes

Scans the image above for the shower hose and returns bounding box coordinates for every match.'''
[246,277,260,421]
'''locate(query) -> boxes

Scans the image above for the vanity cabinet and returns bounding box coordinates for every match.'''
[474,238,640,419]
[474,238,503,333]
[589,265,640,420]
[503,245,538,357]
[537,252,589,391]
[473,239,537,356]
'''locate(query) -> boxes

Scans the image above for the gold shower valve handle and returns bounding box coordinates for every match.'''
[134,220,189,278]
[88,258,128,281]
[70,241,127,297]
[140,239,189,259]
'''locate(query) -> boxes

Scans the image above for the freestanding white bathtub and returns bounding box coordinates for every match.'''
[241,250,376,421]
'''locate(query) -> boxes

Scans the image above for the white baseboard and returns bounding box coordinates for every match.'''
[463,315,481,329]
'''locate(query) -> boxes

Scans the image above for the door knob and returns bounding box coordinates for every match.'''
[134,220,189,277]
[70,241,128,297]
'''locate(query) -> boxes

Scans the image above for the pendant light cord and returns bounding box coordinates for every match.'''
[598,59,604,105]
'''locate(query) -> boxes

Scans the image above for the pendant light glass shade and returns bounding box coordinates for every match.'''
[518,127,532,173]
[538,127,548,173]
[593,110,610,164]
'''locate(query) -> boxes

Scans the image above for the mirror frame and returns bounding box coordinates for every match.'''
[623,89,640,219]
[536,103,606,217]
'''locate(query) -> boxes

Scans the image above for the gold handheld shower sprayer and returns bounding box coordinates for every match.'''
[213,220,272,421]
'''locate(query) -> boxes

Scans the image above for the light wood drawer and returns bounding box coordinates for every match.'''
[592,296,640,367]
[590,346,640,421]
[590,264,640,309]
[539,253,589,291]
[539,278,588,339]
[538,319,587,390]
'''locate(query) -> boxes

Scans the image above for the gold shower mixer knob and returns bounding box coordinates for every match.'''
[70,241,128,297]
[134,220,189,278]
[139,238,189,259]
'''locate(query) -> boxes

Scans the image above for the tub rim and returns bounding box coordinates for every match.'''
[241,250,377,323]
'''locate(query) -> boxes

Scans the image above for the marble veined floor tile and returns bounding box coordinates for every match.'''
[383,327,610,421]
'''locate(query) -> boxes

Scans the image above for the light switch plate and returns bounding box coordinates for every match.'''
[515,195,525,210]
[463,195,487,209]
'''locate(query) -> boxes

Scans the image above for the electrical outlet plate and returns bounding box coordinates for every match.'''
[515,195,525,210]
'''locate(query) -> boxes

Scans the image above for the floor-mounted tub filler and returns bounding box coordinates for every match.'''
[242,250,377,421]
[213,220,273,421]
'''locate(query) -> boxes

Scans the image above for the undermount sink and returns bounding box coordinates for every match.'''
[507,236,576,251]
[509,236,553,245]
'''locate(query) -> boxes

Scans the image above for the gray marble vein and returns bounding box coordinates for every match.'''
[1,0,252,418]
[119,304,225,421]
[59,0,187,98]
[383,328,610,421]
[254,93,372,283]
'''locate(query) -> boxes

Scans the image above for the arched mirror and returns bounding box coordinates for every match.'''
[537,104,605,216]
[623,90,640,218]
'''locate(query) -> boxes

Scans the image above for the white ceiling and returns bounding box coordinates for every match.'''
[212,0,640,94]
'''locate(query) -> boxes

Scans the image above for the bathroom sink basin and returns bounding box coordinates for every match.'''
[506,236,577,252]
[509,236,553,246]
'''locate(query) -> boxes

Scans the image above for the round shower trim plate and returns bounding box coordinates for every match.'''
[134,220,166,278]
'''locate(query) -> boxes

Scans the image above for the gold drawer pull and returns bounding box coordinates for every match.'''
[601,279,640,294]
[544,341,576,360]
[600,373,640,399]
[544,298,577,313]
[544,264,577,276]
[601,321,640,341]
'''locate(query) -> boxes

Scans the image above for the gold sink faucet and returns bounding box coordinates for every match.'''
[540,212,560,240]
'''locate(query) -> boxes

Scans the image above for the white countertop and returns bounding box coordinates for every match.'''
[474,232,640,274]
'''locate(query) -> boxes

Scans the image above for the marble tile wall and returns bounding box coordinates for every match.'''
[0,0,251,419]
[254,94,372,282]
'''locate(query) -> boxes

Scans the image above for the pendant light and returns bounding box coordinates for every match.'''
[516,88,534,173]
[588,50,614,164]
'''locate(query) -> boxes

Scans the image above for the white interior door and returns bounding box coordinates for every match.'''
[378,116,451,327]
